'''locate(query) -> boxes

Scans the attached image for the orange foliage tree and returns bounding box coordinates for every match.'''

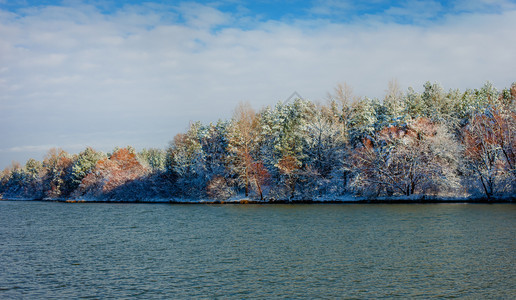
[227,102,268,198]
[76,147,148,197]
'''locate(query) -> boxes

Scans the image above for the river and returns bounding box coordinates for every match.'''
[1,201,515,298]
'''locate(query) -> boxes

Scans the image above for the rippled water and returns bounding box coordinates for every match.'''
[0,202,515,298]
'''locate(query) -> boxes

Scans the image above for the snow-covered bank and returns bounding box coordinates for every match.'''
[2,194,514,204]
[0,197,41,201]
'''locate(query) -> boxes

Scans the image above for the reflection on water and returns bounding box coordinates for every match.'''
[1,202,515,298]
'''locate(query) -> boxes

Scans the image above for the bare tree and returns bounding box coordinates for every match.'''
[351,118,461,197]
[462,109,516,198]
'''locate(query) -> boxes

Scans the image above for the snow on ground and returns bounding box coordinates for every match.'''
[2,193,514,203]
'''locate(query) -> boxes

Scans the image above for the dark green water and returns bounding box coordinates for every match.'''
[0,202,515,299]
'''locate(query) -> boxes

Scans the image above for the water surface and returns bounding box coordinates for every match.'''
[1,202,515,298]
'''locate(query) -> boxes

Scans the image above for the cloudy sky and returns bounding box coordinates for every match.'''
[1,0,515,168]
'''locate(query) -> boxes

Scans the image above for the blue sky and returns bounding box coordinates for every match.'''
[3,1,512,25]
[1,0,516,168]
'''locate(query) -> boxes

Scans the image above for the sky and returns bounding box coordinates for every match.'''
[1,0,515,168]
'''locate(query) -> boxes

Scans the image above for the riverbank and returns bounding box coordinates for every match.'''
[2,195,515,204]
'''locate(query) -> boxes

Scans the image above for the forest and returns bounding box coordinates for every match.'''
[1,81,515,202]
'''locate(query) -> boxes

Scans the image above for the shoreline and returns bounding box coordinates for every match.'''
[1,196,515,204]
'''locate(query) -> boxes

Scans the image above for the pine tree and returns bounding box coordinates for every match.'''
[260,98,310,199]
[70,147,105,192]
[138,148,166,172]
[348,97,377,146]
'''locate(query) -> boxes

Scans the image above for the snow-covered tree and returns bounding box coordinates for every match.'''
[75,147,148,199]
[206,175,234,200]
[198,121,230,181]
[23,158,44,198]
[2,81,515,201]
[348,97,378,146]
[300,103,346,196]
[350,118,461,196]
[69,147,105,192]
[259,98,311,199]
[384,79,405,122]
[456,82,501,124]
[138,148,166,172]
[42,148,73,198]
[168,124,204,178]
[227,102,265,198]
[0,162,31,198]
[327,82,355,143]
[462,109,516,198]
[165,122,209,197]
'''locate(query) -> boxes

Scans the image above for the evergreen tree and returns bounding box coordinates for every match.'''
[138,148,166,172]
[70,147,105,192]
[259,98,310,199]
[348,97,377,146]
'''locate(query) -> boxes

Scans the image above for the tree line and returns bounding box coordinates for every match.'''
[1,81,515,201]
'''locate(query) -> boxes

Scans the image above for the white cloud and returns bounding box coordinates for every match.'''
[0,145,59,153]
[0,2,515,167]
[178,2,231,28]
